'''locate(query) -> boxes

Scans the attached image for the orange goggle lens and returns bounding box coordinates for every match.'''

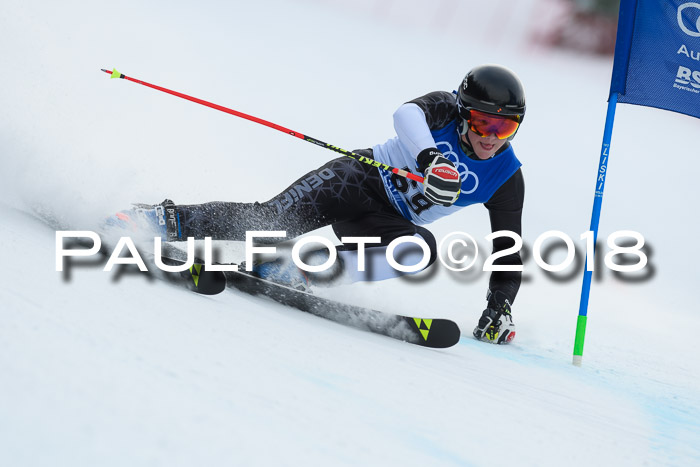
[465,110,520,140]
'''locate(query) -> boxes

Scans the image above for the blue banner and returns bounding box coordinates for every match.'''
[611,0,700,119]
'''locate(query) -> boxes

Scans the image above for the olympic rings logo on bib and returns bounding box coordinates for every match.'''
[436,141,479,195]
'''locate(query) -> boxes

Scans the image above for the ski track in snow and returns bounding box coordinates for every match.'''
[2,0,700,465]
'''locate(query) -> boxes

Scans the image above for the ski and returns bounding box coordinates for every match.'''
[223,269,461,348]
[157,244,460,347]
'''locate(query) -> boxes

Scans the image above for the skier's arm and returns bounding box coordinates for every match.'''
[394,93,461,206]
[393,91,460,159]
[484,168,524,307]
[393,103,435,158]
[407,91,459,130]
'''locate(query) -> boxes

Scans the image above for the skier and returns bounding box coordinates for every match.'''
[113,64,525,345]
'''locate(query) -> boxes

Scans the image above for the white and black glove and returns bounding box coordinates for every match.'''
[473,290,516,344]
[416,148,461,206]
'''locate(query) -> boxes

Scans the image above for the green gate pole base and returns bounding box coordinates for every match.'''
[572,314,588,367]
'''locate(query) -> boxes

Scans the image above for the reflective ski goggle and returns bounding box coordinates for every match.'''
[461,109,521,140]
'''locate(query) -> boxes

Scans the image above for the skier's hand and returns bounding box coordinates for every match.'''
[417,148,461,206]
[473,291,516,344]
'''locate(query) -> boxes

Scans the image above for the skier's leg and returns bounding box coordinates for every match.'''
[107,152,389,241]
[248,211,436,289]
[171,154,391,241]
[330,212,438,283]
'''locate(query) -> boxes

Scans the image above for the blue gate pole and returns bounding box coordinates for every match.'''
[573,92,618,366]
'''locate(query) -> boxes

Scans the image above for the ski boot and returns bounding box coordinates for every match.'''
[240,258,311,293]
[104,199,180,241]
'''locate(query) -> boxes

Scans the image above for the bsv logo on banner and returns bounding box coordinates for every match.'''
[675,65,700,92]
[678,3,700,37]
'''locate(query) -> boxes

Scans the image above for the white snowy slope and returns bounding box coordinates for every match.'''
[1,0,700,466]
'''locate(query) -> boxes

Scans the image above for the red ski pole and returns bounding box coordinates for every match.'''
[101,68,424,183]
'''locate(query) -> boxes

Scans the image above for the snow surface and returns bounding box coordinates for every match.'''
[2,0,700,465]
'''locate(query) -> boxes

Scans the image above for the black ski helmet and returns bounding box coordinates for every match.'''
[457,64,526,123]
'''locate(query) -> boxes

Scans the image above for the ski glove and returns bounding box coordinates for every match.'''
[416,148,461,206]
[473,290,516,344]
